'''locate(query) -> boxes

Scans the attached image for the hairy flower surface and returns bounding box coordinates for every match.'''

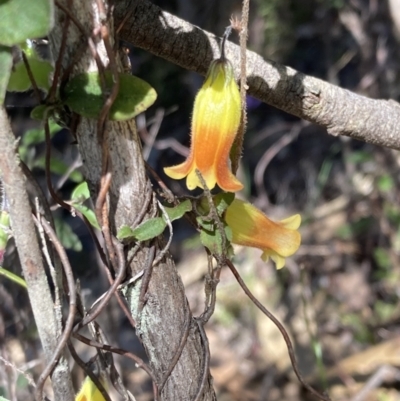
[164,58,243,192]
[225,199,301,269]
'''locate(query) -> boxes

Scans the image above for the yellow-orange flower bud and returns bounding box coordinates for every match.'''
[75,376,106,401]
[164,58,243,192]
[225,199,301,269]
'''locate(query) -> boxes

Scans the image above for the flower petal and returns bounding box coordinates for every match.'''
[225,199,301,268]
[163,58,243,192]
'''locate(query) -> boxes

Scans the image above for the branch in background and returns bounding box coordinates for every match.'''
[0,106,74,401]
[115,0,400,151]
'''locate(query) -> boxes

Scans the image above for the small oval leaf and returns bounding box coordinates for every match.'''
[30,104,48,120]
[7,56,53,92]
[118,218,166,241]
[62,71,157,121]
[71,182,91,203]
[164,200,192,222]
[73,204,100,230]
[0,0,54,46]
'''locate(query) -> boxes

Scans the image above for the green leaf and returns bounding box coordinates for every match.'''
[62,71,157,121]
[0,211,10,250]
[55,218,82,252]
[117,218,166,241]
[0,46,12,104]
[197,193,235,218]
[71,182,91,203]
[346,150,373,164]
[200,224,232,256]
[225,225,233,242]
[377,174,394,193]
[7,55,53,92]
[373,247,390,271]
[34,156,83,183]
[164,200,192,222]
[117,226,136,240]
[213,192,235,216]
[22,120,61,147]
[116,201,191,242]
[73,204,100,230]
[196,216,214,231]
[0,0,54,46]
[30,104,48,120]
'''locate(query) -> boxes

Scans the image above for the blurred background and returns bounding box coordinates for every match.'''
[2,0,400,400]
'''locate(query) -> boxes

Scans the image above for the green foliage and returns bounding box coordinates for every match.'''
[71,182,91,203]
[118,218,166,241]
[340,313,374,344]
[373,300,397,323]
[345,150,373,164]
[73,204,100,231]
[19,120,61,164]
[0,211,10,250]
[70,182,100,230]
[117,200,192,241]
[335,223,352,240]
[384,203,400,226]
[255,0,294,60]
[62,71,157,121]
[55,217,82,252]
[199,222,232,256]
[197,192,234,216]
[0,0,54,46]
[196,193,235,256]
[373,247,391,271]
[30,104,48,120]
[163,199,192,221]
[0,46,12,104]
[377,174,394,193]
[7,48,53,92]
[33,156,83,183]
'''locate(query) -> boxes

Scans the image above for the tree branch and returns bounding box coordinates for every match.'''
[0,106,74,401]
[115,0,400,151]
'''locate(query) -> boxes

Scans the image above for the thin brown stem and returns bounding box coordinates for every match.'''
[226,259,331,401]
[68,340,112,401]
[47,0,71,103]
[21,51,41,103]
[137,244,156,317]
[192,318,211,401]
[73,331,159,400]
[77,239,126,329]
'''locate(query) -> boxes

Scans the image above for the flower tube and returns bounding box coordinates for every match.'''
[225,199,301,269]
[164,58,243,192]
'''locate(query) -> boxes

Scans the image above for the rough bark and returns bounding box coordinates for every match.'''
[0,106,74,401]
[115,0,400,151]
[50,1,216,400]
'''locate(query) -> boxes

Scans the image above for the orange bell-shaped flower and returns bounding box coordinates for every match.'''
[225,199,301,269]
[164,58,243,192]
